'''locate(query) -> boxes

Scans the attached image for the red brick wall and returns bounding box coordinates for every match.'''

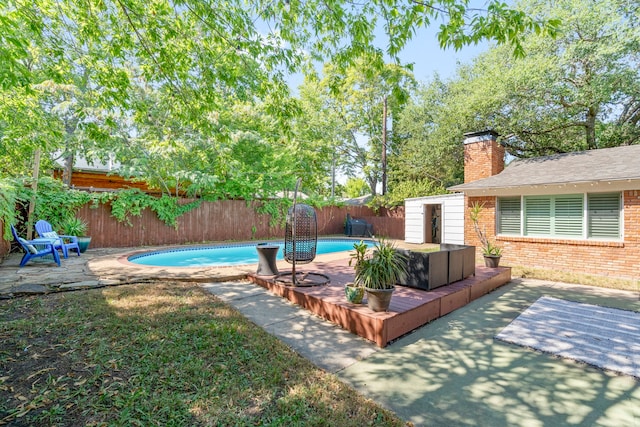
[463,139,505,183]
[466,192,640,281]
[464,196,496,250]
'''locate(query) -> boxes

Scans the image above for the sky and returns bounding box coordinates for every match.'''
[285,15,492,92]
[383,26,489,84]
[282,19,493,189]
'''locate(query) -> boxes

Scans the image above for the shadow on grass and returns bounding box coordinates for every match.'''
[0,282,405,426]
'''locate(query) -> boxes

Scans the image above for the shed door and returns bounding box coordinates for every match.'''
[423,204,441,244]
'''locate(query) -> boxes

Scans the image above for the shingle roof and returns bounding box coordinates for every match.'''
[449,144,640,191]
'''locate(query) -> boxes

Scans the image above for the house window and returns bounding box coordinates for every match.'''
[497,197,521,235]
[497,192,621,240]
[588,193,621,238]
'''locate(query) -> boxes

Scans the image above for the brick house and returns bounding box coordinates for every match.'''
[449,130,640,281]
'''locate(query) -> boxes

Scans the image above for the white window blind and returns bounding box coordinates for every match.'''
[498,197,521,235]
[498,192,621,240]
[524,197,551,236]
[553,195,583,237]
[588,193,621,238]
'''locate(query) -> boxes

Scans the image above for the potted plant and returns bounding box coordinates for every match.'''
[354,238,407,312]
[469,202,502,267]
[61,217,92,253]
[345,240,368,304]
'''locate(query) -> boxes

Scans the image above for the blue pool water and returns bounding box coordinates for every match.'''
[128,239,373,267]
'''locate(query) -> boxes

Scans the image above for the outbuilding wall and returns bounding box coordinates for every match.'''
[405,193,465,245]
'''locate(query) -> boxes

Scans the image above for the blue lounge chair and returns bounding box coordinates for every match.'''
[35,220,81,258]
[10,224,61,267]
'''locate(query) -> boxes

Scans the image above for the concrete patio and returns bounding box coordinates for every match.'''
[210,277,640,426]
[0,246,255,297]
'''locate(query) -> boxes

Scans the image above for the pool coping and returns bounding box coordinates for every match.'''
[122,237,375,268]
[0,238,438,297]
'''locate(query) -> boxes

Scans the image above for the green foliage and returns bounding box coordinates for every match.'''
[149,195,202,229]
[253,188,341,230]
[390,79,467,193]
[29,177,95,230]
[343,178,369,198]
[0,178,21,240]
[100,189,202,228]
[262,0,559,67]
[375,179,448,208]
[1,0,561,203]
[312,56,417,196]
[101,189,152,226]
[349,240,369,287]
[0,177,202,238]
[388,0,639,191]
[0,176,96,238]
[354,238,407,290]
[255,199,293,229]
[438,0,640,157]
[470,202,502,256]
[483,241,503,257]
[60,217,88,236]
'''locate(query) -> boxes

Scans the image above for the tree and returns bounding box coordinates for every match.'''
[312,54,416,197]
[1,0,559,201]
[446,0,640,157]
[390,78,462,197]
[288,76,348,198]
[343,178,370,198]
[0,87,63,176]
[389,0,640,201]
[261,0,559,66]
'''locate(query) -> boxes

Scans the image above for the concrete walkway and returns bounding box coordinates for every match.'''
[2,248,640,426]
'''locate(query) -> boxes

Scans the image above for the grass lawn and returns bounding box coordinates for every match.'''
[510,265,639,291]
[0,282,407,426]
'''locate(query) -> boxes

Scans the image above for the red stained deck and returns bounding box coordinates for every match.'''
[248,257,511,347]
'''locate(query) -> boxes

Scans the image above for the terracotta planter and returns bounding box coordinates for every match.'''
[484,255,501,268]
[344,284,365,304]
[365,286,395,312]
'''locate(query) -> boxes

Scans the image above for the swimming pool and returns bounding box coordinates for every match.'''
[127,239,373,267]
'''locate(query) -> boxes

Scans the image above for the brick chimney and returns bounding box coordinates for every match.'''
[463,130,505,183]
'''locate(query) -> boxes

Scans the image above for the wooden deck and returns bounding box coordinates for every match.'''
[248,257,511,347]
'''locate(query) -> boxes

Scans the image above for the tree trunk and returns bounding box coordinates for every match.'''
[62,152,74,186]
[586,105,598,149]
[367,176,377,197]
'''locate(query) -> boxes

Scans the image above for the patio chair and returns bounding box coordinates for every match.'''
[35,220,81,258]
[10,224,61,267]
[275,178,329,286]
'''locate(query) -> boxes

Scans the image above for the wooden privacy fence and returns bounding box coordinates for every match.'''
[75,200,405,249]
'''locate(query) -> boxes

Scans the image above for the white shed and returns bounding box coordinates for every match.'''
[404,193,465,245]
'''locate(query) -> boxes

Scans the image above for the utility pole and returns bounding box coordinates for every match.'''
[331,153,336,199]
[381,96,388,195]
